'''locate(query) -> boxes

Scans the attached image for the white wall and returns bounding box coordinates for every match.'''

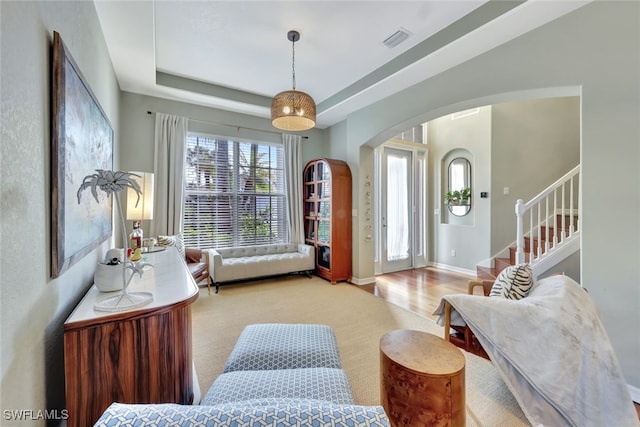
[1,1,120,423]
[428,107,492,273]
[338,2,639,389]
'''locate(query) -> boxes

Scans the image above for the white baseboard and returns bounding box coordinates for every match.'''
[429,262,476,277]
[628,384,640,404]
[350,276,376,285]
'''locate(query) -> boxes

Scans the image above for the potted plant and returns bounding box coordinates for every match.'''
[444,188,471,206]
[444,190,461,205]
[460,187,471,205]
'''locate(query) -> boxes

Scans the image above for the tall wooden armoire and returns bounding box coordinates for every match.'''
[303,158,352,283]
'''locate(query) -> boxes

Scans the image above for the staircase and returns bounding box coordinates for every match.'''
[477,165,581,280]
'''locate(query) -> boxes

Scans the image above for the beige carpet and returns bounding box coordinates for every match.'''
[191,276,530,427]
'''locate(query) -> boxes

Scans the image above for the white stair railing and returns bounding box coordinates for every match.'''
[515,165,581,267]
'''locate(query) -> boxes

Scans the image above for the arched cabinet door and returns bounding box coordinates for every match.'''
[303,158,352,283]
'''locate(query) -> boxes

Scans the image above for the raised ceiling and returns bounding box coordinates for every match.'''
[94,0,590,129]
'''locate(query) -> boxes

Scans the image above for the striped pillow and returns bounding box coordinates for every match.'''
[489,263,533,300]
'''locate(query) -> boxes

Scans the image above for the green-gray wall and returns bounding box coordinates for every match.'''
[426,96,580,274]
[118,92,328,242]
[119,92,327,175]
[1,0,120,423]
[339,2,639,390]
[1,2,637,422]
[491,97,580,255]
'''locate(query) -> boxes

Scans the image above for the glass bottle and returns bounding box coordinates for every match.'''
[129,221,143,249]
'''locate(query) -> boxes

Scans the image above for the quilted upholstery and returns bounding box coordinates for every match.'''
[223,323,342,372]
[208,244,314,291]
[95,401,391,427]
[202,367,354,405]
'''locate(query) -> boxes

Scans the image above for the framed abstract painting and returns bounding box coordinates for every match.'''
[51,31,113,278]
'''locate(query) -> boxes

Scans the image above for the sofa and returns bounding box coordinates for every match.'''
[208,243,315,293]
[434,274,639,427]
[94,324,390,426]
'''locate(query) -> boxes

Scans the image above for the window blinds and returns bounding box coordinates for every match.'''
[183,134,288,249]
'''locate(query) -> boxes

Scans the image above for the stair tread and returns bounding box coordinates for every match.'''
[477,211,579,281]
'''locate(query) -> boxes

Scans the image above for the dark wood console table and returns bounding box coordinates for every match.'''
[63,247,199,427]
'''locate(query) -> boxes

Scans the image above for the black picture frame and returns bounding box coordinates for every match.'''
[51,31,113,278]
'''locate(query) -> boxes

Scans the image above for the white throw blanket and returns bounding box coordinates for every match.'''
[433,275,639,427]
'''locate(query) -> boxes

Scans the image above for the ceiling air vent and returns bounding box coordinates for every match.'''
[382,28,412,48]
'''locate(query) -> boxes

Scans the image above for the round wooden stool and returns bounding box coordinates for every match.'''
[380,330,465,427]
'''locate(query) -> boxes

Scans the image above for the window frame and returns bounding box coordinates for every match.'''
[183,132,288,249]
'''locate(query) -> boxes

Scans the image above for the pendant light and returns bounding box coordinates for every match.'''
[271,30,316,131]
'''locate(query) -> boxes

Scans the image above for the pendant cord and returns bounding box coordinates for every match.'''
[291,37,296,91]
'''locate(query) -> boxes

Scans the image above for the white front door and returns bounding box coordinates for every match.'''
[380,147,413,272]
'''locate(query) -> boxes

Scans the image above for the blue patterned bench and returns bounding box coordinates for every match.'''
[203,367,354,405]
[95,400,390,426]
[223,323,342,372]
[94,324,391,426]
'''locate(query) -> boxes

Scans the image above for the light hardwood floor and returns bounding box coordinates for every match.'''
[353,266,640,419]
[355,266,474,321]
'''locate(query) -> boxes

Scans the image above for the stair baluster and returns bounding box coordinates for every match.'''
[513,165,580,273]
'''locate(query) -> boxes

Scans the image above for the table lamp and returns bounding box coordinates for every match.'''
[126,171,154,249]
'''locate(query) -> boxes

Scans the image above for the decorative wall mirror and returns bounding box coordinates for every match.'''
[446,157,471,216]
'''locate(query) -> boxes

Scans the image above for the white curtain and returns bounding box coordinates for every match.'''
[151,113,188,237]
[283,134,304,243]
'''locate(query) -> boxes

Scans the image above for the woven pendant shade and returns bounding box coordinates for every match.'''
[271,30,316,132]
[271,89,316,131]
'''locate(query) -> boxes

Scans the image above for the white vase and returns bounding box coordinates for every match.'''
[94,263,125,292]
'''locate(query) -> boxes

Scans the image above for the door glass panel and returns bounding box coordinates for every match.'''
[317,182,331,198]
[317,245,330,268]
[319,163,331,180]
[305,219,315,241]
[305,165,314,182]
[317,201,330,218]
[386,154,409,261]
[318,220,330,244]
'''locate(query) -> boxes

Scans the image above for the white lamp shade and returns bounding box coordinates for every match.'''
[126,172,154,221]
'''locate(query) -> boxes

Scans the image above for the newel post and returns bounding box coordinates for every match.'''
[515,199,525,264]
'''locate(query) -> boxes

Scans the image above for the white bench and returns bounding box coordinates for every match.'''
[208,244,315,293]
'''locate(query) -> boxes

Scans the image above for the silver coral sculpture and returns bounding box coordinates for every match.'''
[77,169,154,311]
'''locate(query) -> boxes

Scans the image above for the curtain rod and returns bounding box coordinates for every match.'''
[146,110,309,139]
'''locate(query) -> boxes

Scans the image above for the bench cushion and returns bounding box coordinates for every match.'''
[223,323,342,372]
[216,244,300,258]
[202,367,354,405]
[210,244,315,286]
[95,401,391,427]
